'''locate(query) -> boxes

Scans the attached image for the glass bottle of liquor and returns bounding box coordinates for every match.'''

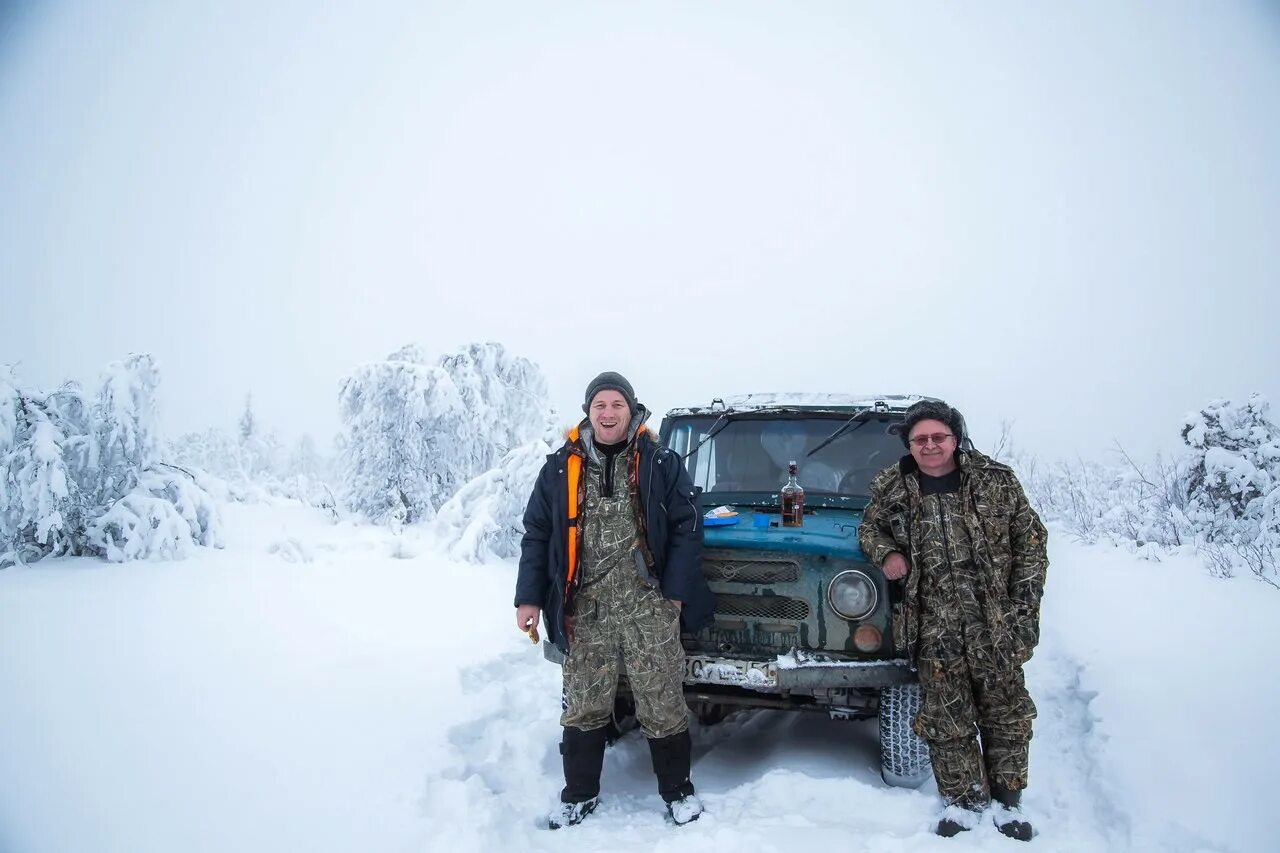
[781,460,804,527]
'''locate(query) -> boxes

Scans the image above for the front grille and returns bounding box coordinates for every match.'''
[702,550,801,584]
[714,593,810,621]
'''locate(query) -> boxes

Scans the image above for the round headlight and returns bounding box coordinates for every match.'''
[827,570,878,620]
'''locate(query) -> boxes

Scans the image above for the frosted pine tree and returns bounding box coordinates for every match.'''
[3,358,221,566]
[0,365,18,461]
[1,397,74,565]
[1181,395,1279,542]
[340,342,553,525]
[1,368,92,564]
[1,374,100,564]
[1181,395,1280,584]
[339,347,463,523]
[90,354,160,505]
[0,367,21,555]
[439,342,550,474]
[239,394,257,442]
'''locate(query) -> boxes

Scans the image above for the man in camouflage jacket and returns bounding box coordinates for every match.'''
[515,372,714,829]
[859,400,1048,841]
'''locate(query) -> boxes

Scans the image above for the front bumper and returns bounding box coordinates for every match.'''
[543,641,914,692]
[776,659,915,690]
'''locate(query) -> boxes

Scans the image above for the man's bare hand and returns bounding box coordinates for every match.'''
[882,552,910,581]
[516,604,541,633]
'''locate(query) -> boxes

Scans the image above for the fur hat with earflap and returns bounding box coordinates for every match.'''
[899,400,967,448]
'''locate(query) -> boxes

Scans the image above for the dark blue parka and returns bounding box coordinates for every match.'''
[514,422,714,654]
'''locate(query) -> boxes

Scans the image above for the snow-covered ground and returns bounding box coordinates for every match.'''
[1,503,1273,852]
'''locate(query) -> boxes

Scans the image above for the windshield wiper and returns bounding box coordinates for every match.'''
[806,410,874,459]
[682,412,735,461]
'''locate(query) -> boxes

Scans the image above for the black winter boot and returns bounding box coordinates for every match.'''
[647,729,696,802]
[991,782,1034,842]
[559,725,609,805]
[936,804,983,837]
[648,729,703,824]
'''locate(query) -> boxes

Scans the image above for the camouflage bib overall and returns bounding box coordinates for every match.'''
[560,449,688,739]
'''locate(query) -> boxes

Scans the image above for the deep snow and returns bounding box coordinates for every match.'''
[0,503,1273,852]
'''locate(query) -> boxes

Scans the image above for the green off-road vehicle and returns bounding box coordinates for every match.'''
[547,393,935,787]
[662,393,932,787]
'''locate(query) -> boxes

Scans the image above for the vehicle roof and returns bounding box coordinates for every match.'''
[664,392,938,418]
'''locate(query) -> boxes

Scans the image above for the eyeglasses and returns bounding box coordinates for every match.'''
[909,433,954,448]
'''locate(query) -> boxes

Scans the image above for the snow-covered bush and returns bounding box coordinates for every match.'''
[339,342,551,525]
[1008,451,1191,552]
[1004,395,1280,588]
[0,358,222,567]
[1180,396,1280,586]
[86,466,223,561]
[432,433,555,562]
[1181,396,1278,540]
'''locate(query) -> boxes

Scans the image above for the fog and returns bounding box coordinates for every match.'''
[4,1,1278,459]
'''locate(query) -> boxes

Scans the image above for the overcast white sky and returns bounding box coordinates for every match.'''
[3,1,1278,460]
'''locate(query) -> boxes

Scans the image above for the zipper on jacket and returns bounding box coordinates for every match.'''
[934,495,964,624]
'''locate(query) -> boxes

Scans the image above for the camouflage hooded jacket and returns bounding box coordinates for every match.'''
[858,450,1048,668]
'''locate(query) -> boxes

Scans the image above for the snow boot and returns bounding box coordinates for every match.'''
[553,724,608,827]
[991,782,1034,841]
[547,797,599,830]
[666,793,704,826]
[936,803,984,837]
[648,729,701,823]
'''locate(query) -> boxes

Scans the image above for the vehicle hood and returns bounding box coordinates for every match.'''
[702,507,867,560]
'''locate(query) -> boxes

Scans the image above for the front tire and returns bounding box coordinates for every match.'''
[878,683,932,788]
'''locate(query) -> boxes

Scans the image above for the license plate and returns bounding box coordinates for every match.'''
[685,655,778,688]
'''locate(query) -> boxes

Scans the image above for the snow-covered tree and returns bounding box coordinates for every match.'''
[0,365,18,459]
[439,342,550,474]
[1180,396,1280,585]
[234,392,287,486]
[91,354,160,506]
[1,358,222,567]
[1,374,93,564]
[339,342,552,525]
[1181,395,1279,540]
[0,367,22,553]
[2,398,75,559]
[339,352,462,523]
[239,394,257,442]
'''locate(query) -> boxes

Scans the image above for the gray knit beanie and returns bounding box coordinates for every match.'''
[900,400,966,447]
[583,371,638,414]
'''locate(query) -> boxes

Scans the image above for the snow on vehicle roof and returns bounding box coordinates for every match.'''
[665,392,937,416]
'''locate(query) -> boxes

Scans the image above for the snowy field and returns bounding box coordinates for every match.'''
[1,502,1274,853]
